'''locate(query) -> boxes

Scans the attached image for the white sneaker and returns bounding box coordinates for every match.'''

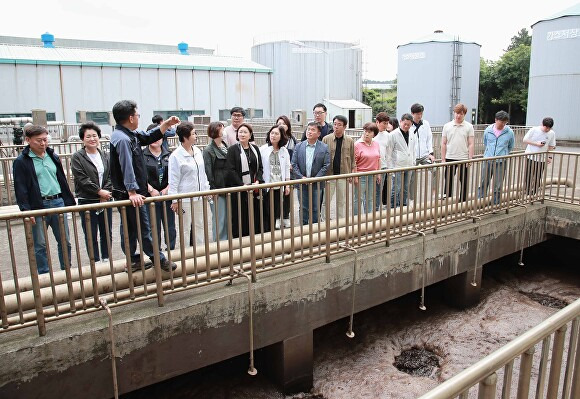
[283,218,291,228]
[408,200,415,209]
[275,219,281,230]
[102,258,109,263]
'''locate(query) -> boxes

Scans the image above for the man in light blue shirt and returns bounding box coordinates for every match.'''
[291,122,330,224]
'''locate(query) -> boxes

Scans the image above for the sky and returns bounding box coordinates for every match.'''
[1,0,578,81]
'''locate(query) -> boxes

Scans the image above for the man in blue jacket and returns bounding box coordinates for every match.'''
[292,122,330,225]
[477,110,515,205]
[110,100,179,273]
[13,125,76,274]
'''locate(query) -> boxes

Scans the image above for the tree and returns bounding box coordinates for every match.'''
[478,29,531,124]
[505,28,531,52]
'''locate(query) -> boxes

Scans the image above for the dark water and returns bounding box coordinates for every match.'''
[123,237,580,399]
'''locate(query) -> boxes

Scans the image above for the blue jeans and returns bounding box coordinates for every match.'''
[119,204,166,264]
[375,172,387,210]
[354,175,375,215]
[78,199,113,261]
[31,197,71,274]
[210,195,228,242]
[477,160,506,205]
[392,170,412,207]
[146,199,176,250]
[300,183,323,225]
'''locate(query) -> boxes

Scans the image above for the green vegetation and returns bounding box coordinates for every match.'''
[362,81,397,118]
[478,29,531,124]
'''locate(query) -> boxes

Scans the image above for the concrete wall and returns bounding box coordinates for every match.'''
[0,203,578,398]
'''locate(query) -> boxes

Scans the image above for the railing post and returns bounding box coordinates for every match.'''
[149,202,165,307]
[546,324,567,398]
[517,346,535,399]
[325,180,331,263]
[570,319,580,399]
[563,317,579,399]
[24,217,46,336]
[478,372,497,399]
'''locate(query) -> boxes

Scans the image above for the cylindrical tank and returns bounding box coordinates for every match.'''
[396,31,481,126]
[252,39,362,118]
[526,4,580,141]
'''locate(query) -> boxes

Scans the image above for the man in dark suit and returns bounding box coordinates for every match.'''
[291,122,330,225]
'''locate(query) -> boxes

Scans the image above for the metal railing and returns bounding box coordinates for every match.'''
[0,151,577,336]
[0,127,534,207]
[419,298,580,399]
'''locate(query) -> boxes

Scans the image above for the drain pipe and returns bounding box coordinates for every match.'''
[409,229,427,311]
[471,217,481,287]
[341,244,358,339]
[99,298,119,399]
[235,268,258,376]
[513,203,528,267]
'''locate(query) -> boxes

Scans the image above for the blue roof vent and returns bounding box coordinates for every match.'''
[41,32,55,48]
[178,42,189,55]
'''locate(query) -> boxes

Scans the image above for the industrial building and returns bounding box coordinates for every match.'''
[526,4,580,141]
[0,34,272,129]
[396,31,481,126]
[251,39,363,120]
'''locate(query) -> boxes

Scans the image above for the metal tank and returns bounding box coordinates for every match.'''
[396,31,481,126]
[251,39,363,119]
[526,4,580,141]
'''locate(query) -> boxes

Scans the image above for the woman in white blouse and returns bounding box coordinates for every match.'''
[168,122,210,245]
[260,125,291,230]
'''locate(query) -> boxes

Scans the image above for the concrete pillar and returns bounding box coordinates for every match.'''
[261,330,313,394]
[443,267,482,309]
[31,109,48,126]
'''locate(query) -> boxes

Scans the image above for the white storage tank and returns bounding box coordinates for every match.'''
[251,39,363,118]
[526,4,580,141]
[396,31,481,126]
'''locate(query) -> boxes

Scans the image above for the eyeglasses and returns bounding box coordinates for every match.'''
[313,111,326,116]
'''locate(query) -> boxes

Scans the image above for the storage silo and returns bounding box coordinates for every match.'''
[251,39,362,119]
[526,4,580,141]
[396,31,481,126]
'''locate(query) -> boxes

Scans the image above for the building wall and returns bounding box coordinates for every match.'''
[396,41,480,126]
[527,16,580,140]
[252,41,362,117]
[0,64,272,127]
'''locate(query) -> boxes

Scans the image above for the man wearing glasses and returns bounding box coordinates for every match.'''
[223,107,246,146]
[301,103,334,141]
[109,100,180,273]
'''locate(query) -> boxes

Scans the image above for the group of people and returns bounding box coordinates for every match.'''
[12,100,556,275]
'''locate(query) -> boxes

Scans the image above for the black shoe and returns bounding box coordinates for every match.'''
[161,259,177,272]
[125,260,153,273]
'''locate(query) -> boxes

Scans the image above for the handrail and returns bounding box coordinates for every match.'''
[418,298,580,399]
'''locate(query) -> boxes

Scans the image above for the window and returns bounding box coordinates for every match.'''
[153,110,205,122]
[76,111,109,125]
[0,112,56,121]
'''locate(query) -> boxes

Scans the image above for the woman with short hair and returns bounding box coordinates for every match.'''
[168,121,210,245]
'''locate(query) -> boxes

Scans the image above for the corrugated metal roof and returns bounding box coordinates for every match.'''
[327,99,370,109]
[398,31,480,48]
[0,44,272,73]
[532,3,580,27]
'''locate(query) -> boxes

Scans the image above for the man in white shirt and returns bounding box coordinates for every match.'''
[385,114,417,207]
[523,117,556,195]
[441,103,474,202]
[373,112,390,209]
[409,103,434,204]
[223,107,245,147]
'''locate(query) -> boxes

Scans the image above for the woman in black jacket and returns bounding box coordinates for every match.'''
[225,123,264,238]
[71,122,113,263]
[143,131,176,251]
[203,121,229,242]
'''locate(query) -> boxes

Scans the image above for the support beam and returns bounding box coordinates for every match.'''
[261,330,313,394]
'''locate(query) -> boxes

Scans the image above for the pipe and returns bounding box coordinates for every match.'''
[471,217,481,287]
[513,203,528,266]
[99,298,119,399]
[235,268,257,376]
[410,229,427,311]
[341,244,358,338]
